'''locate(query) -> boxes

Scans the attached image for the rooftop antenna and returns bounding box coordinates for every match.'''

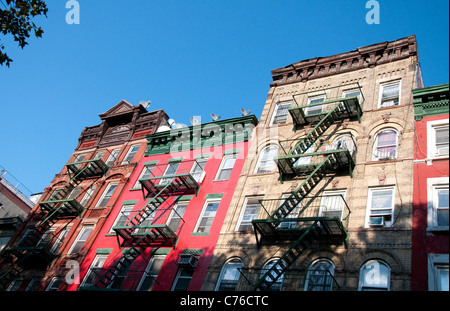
[190,116,201,126]
[211,113,221,121]
[139,100,151,109]
[240,108,251,116]
[168,118,187,129]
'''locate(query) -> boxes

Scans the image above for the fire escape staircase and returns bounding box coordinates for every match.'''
[0,158,108,290]
[250,95,362,291]
[85,164,201,290]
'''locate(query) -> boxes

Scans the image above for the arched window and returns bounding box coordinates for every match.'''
[255,145,278,174]
[215,258,243,291]
[372,128,399,161]
[358,259,391,291]
[260,258,285,291]
[304,258,335,291]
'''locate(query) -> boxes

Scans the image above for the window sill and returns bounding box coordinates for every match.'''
[426,226,449,233]
[191,232,210,236]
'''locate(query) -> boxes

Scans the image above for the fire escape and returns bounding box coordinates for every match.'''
[250,83,364,291]
[0,157,108,290]
[82,160,201,290]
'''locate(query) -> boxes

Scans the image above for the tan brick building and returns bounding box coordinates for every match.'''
[203,35,422,291]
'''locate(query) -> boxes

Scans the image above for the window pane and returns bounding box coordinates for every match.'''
[238,201,261,231]
[272,102,292,124]
[436,128,449,144]
[197,202,219,232]
[371,190,393,209]
[382,84,399,98]
[377,131,396,147]
[360,260,389,290]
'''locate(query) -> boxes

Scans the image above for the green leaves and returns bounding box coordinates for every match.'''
[0,0,48,67]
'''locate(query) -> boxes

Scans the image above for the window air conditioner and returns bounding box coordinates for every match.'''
[178,254,199,268]
[369,216,385,227]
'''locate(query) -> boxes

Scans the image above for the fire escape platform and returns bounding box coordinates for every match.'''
[38,198,85,218]
[252,217,348,248]
[113,224,178,248]
[66,158,109,179]
[139,173,200,197]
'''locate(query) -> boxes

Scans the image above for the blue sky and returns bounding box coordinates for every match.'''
[0,0,448,194]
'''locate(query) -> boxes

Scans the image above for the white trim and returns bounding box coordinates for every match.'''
[214,257,243,291]
[121,144,141,164]
[372,128,399,161]
[95,182,118,207]
[378,80,401,108]
[428,253,449,291]
[137,255,166,291]
[254,144,278,174]
[427,177,449,230]
[269,100,292,126]
[68,225,94,254]
[235,196,263,231]
[214,155,237,181]
[427,119,449,160]
[194,199,221,233]
[365,186,396,228]
[358,259,391,291]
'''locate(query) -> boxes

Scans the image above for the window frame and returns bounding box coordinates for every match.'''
[105,148,121,166]
[190,159,207,183]
[305,95,326,116]
[358,259,391,291]
[215,257,244,291]
[365,186,395,228]
[378,80,401,108]
[235,196,263,232]
[68,225,94,254]
[167,202,188,233]
[254,145,279,174]
[171,268,194,291]
[261,258,285,291]
[428,254,449,291]
[194,199,221,233]
[137,255,166,291]
[427,177,449,230]
[372,128,399,161]
[80,254,108,288]
[121,144,141,165]
[133,165,155,189]
[427,119,449,159]
[96,182,118,207]
[215,155,237,181]
[270,100,292,125]
[304,258,335,291]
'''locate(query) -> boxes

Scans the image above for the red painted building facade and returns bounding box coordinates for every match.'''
[74,115,257,291]
[412,83,449,291]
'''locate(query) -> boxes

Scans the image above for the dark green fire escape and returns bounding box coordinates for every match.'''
[84,160,201,290]
[0,157,108,290]
[251,83,364,291]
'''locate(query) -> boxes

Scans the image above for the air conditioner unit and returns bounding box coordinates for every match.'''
[178,254,199,268]
[369,216,385,227]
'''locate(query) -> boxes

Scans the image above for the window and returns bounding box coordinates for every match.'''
[379,80,401,108]
[94,150,105,160]
[215,258,243,291]
[50,227,70,254]
[270,101,292,125]
[80,186,95,206]
[160,162,180,185]
[96,182,118,207]
[73,153,85,168]
[134,165,154,189]
[343,89,362,102]
[372,128,398,160]
[306,95,325,115]
[216,155,237,180]
[278,193,301,229]
[428,120,449,158]
[428,254,449,291]
[366,187,395,228]
[68,225,93,254]
[167,203,188,232]
[359,260,390,291]
[255,145,278,174]
[110,204,134,232]
[171,268,194,291]
[304,259,335,291]
[195,200,220,233]
[261,258,284,291]
[427,178,449,229]
[318,190,346,219]
[122,144,140,164]
[236,197,262,231]
[81,254,108,287]
[137,255,166,291]
[190,159,207,183]
[105,149,120,166]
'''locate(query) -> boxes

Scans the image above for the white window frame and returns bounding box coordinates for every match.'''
[215,155,237,181]
[318,190,347,220]
[358,259,391,291]
[304,258,335,291]
[427,177,449,230]
[254,145,278,174]
[190,159,207,183]
[110,204,135,233]
[80,186,95,207]
[121,144,140,164]
[378,80,401,108]
[235,197,263,232]
[261,258,285,291]
[270,101,292,126]
[305,95,326,116]
[365,186,395,228]
[215,257,243,291]
[171,268,194,291]
[166,202,188,233]
[428,254,449,291]
[194,199,221,233]
[137,255,166,291]
[105,148,121,166]
[96,182,118,207]
[159,162,180,185]
[427,119,449,159]
[133,165,155,189]
[68,225,94,254]
[80,254,108,287]
[372,128,399,161]
[342,89,362,103]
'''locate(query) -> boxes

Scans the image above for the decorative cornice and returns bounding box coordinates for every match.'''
[270,35,418,87]
[145,115,258,156]
[413,83,449,120]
